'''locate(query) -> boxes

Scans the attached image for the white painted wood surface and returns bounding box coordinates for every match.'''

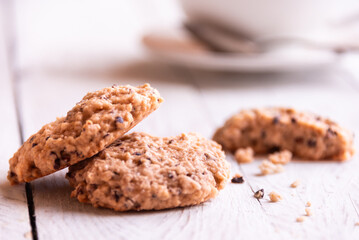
[0,3,32,239]
[1,0,359,239]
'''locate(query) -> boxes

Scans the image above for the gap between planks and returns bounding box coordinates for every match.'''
[2,0,39,239]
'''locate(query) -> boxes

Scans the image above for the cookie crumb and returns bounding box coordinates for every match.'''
[290,179,300,188]
[355,222,359,226]
[269,191,282,202]
[296,216,305,222]
[231,174,245,184]
[234,147,254,164]
[306,201,311,207]
[254,189,264,199]
[259,160,284,175]
[305,208,312,216]
[269,150,292,165]
[24,231,32,239]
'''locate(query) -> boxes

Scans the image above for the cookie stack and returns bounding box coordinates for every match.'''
[8,84,230,211]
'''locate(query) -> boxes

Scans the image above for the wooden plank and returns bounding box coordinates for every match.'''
[0,2,32,239]
[191,68,359,238]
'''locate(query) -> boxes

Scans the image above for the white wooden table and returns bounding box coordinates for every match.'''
[1,1,359,239]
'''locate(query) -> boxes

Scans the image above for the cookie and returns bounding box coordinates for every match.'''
[213,107,354,161]
[66,132,230,211]
[8,84,163,184]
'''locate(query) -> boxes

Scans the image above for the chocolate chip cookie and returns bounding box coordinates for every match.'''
[213,107,354,161]
[66,132,230,211]
[8,84,163,184]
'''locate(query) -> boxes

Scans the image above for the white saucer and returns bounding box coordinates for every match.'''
[142,29,339,72]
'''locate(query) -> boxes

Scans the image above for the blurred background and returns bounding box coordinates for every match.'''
[3,0,359,75]
[1,0,359,138]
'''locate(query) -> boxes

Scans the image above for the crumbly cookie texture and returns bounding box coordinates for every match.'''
[268,150,292,165]
[213,107,354,161]
[269,191,282,202]
[66,132,230,211]
[259,160,284,175]
[234,147,254,164]
[290,179,300,188]
[8,84,163,184]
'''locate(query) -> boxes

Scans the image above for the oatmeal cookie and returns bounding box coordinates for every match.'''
[66,132,230,211]
[8,84,163,184]
[213,108,354,161]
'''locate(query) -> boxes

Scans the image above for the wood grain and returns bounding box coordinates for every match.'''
[0,2,32,238]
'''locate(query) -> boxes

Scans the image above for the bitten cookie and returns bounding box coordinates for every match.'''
[8,84,163,184]
[66,132,230,211]
[213,107,354,161]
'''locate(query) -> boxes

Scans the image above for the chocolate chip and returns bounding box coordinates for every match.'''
[75,151,84,158]
[268,146,281,153]
[114,191,122,202]
[115,116,124,123]
[133,202,141,210]
[152,194,157,198]
[45,136,50,141]
[32,143,38,148]
[168,139,174,144]
[272,116,280,124]
[53,158,61,170]
[168,173,174,179]
[60,150,71,162]
[186,173,192,177]
[291,117,297,124]
[307,139,317,147]
[50,151,61,169]
[114,142,122,147]
[29,136,35,143]
[231,176,244,184]
[327,128,337,136]
[9,171,16,177]
[134,152,141,156]
[137,160,142,165]
[104,133,110,138]
[254,189,264,199]
[295,137,304,144]
[261,131,267,139]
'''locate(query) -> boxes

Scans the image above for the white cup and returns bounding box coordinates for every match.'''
[179,0,359,42]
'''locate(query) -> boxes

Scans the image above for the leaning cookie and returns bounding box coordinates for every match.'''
[66,132,230,211]
[8,84,163,184]
[213,107,354,161]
